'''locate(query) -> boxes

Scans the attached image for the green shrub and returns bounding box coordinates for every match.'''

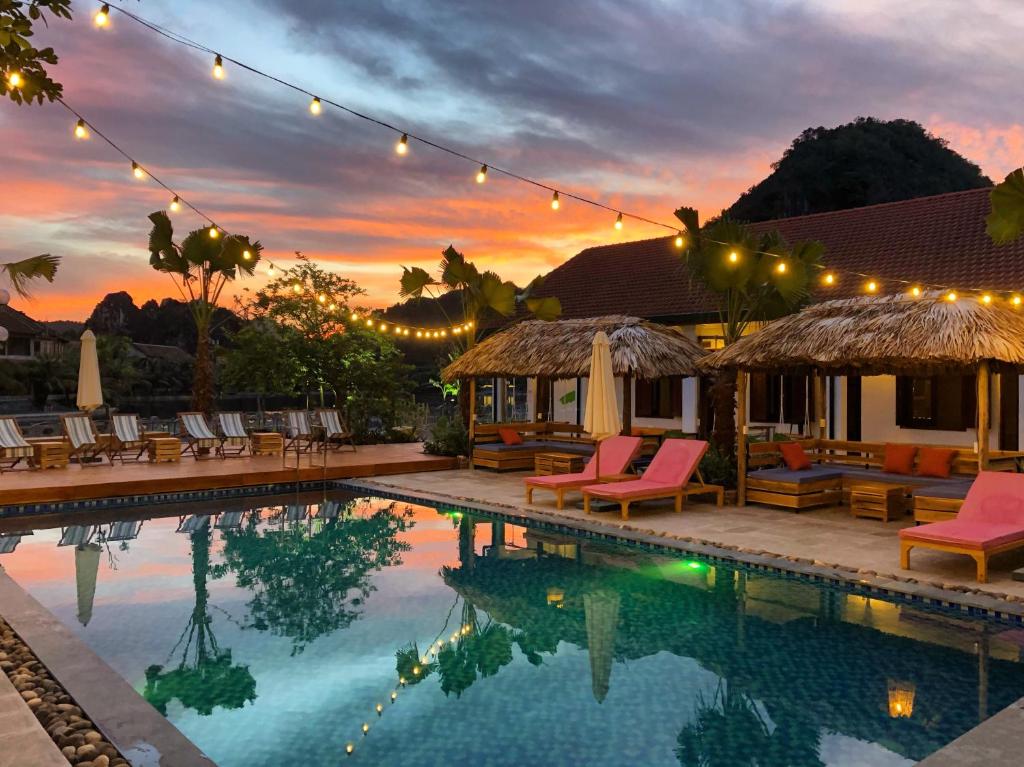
[424,416,469,457]
[698,444,737,489]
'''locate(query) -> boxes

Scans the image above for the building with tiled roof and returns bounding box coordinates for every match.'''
[0,305,67,361]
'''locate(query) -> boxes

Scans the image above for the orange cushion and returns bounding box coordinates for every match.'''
[778,441,811,471]
[917,447,957,479]
[883,443,918,475]
[498,428,523,446]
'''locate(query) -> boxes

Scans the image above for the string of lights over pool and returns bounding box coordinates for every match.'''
[5,3,1022,311]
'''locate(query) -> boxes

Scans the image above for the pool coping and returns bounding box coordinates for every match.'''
[0,570,216,767]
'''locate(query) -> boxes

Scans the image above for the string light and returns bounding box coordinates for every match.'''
[775,261,787,275]
[208,226,219,238]
[910,286,921,298]
[267,265,275,276]
[946,291,958,302]
[551,191,560,210]
[242,249,251,260]
[390,691,397,702]
[309,97,322,116]
[822,272,835,285]
[169,196,181,212]
[375,703,384,715]
[728,250,739,264]
[674,232,684,249]
[1014,295,1022,308]
[293,282,302,294]
[345,743,354,756]
[982,293,993,304]
[396,133,409,155]
[866,280,878,293]
[476,164,488,184]
[6,71,23,89]
[318,293,327,303]
[131,161,146,180]
[94,4,110,27]
[614,212,623,231]
[73,119,89,139]
[361,723,369,735]
[212,54,225,80]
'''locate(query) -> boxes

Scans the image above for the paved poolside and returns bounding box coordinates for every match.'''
[360,468,1024,603]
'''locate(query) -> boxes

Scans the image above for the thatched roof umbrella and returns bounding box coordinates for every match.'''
[700,292,1024,501]
[442,315,707,433]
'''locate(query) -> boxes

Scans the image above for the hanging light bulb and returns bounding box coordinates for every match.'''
[440,329,447,337]
[309,97,322,115]
[396,133,409,155]
[674,232,684,249]
[208,226,219,239]
[403,328,410,336]
[293,282,302,294]
[6,71,23,89]
[416,331,423,338]
[728,250,739,264]
[345,743,354,756]
[94,4,110,27]
[866,280,878,293]
[267,265,275,276]
[366,319,374,327]
[476,164,488,184]
[361,723,369,735]
[379,322,387,331]
[74,119,89,140]
[318,293,327,303]
[551,191,560,210]
[131,162,146,180]
[946,291,958,302]
[981,293,993,304]
[614,212,623,231]
[822,272,835,285]
[390,691,397,702]
[328,302,337,312]
[169,196,181,213]
[212,54,225,80]
[775,261,788,275]
[375,703,384,715]
[1013,295,1022,308]
[350,311,359,321]
[242,249,251,260]
[909,286,921,298]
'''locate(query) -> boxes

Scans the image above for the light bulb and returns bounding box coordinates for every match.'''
[212,55,225,80]
[94,4,110,27]
[466,321,474,328]
[399,677,406,686]
[74,119,89,140]
[866,280,878,293]
[350,312,359,321]
[476,164,488,184]
[267,265,275,276]
[728,251,739,264]
[131,162,145,180]
[910,286,921,297]
[361,723,369,734]
[396,133,408,155]
[309,97,322,115]
[551,191,560,210]
[1013,295,1022,308]
[390,691,397,702]
[946,291,957,302]
[169,196,181,212]
[440,330,447,337]
[6,71,23,89]
[403,328,410,336]
[366,319,374,327]
[242,250,251,260]
[208,226,219,239]
[345,743,354,755]
[416,331,423,338]
[822,272,835,285]
[982,293,993,304]
[375,703,384,715]
[614,212,623,230]
[775,261,787,274]
[293,283,302,294]
[674,233,684,249]
[318,293,327,303]
[328,303,337,311]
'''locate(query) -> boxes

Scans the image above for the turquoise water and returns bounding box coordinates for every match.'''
[3,489,1024,766]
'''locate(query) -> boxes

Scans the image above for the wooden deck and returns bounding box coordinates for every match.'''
[0,443,456,507]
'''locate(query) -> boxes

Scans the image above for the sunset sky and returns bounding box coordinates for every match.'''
[3,0,1024,320]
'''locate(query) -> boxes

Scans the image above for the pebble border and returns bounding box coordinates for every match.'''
[0,616,128,767]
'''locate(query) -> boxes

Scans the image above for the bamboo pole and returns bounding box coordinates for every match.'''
[621,375,633,436]
[737,370,748,507]
[814,370,827,439]
[468,378,477,471]
[977,361,990,470]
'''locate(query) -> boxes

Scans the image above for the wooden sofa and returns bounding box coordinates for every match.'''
[746,439,1023,514]
[472,421,595,471]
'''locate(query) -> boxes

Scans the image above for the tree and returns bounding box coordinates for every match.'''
[0,0,72,106]
[675,208,824,450]
[146,211,262,412]
[728,118,990,222]
[987,168,1024,244]
[220,319,301,417]
[399,245,561,351]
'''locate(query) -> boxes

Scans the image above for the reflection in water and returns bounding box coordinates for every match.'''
[144,527,257,716]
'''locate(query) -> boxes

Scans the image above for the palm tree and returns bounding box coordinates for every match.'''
[675,208,824,451]
[146,211,262,412]
[0,254,60,298]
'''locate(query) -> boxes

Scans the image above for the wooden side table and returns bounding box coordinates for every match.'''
[32,441,69,470]
[534,452,586,475]
[850,481,907,522]
[252,432,284,456]
[148,437,182,463]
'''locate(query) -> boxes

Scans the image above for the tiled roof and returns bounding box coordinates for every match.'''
[537,188,1024,320]
[0,305,45,337]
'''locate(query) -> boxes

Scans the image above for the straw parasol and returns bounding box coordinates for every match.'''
[76,329,103,412]
[584,331,620,480]
[441,315,707,382]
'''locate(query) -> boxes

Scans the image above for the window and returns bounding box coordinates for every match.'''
[895,374,976,431]
[748,373,807,425]
[634,377,683,419]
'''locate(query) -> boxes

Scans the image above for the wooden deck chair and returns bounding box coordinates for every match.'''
[108,413,148,463]
[179,412,219,459]
[284,410,317,453]
[0,534,28,554]
[176,514,211,534]
[315,408,356,452]
[316,500,344,520]
[0,416,37,472]
[215,510,247,530]
[216,412,251,458]
[285,504,310,522]
[103,520,143,542]
[59,525,96,547]
[62,413,105,465]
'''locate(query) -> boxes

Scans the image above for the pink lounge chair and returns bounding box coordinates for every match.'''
[581,439,709,520]
[524,436,643,510]
[899,471,1024,583]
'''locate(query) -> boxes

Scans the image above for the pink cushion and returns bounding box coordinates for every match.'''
[899,520,1024,551]
[524,436,641,487]
[958,472,1024,524]
[581,479,679,499]
[642,439,708,486]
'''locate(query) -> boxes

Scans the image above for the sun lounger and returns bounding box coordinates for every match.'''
[0,534,27,554]
[59,525,96,547]
[176,514,211,534]
[316,500,344,519]
[179,412,219,459]
[315,408,356,452]
[108,413,148,462]
[581,439,709,520]
[103,520,143,542]
[899,471,1024,583]
[62,413,105,464]
[284,410,317,453]
[217,412,251,458]
[285,504,310,522]
[0,416,36,471]
[215,510,247,530]
[525,435,642,510]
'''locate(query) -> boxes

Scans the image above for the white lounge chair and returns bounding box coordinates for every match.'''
[59,525,96,547]
[215,510,247,530]
[316,500,343,520]
[62,413,105,464]
[103,520,143,542]
[176,515,211,534]
[284,410,316,453]
[0,416,36,471]
[315,408,356,452]
[285,504,309,522]
[108,413,148,462]
[179,412,218,459]
[216,412,250,458]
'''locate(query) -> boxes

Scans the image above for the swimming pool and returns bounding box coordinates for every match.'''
[2,487,1023,766]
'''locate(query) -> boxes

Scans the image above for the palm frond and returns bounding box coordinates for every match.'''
[2,254,60,297]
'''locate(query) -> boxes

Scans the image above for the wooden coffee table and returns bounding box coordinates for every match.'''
[534,452,586,476]
[148,437,182,463]
[252,432,284,456]
[32,441,69,470]
[850,481,907,522]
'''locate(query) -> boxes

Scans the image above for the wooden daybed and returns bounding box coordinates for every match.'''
[471,421,595,471]
[745,439,1024,516]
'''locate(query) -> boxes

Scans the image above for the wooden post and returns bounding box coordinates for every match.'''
[621,375,633,436]
[468,377,477,471]
[978,361,990,470]
[737,370,748,507]
[814,370,827,440]
[533,377,544,422]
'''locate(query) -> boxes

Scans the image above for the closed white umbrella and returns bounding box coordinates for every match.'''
[76,329,103,412]
[583,331,621,481]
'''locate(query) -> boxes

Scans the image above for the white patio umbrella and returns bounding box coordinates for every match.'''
[76,329,103,412]
[583,331,621,481]
[75,542,102,626]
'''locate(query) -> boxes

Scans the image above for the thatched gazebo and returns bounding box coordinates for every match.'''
[701,292,1024,502]
[442,315,707,435]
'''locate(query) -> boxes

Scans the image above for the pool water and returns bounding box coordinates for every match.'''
[2,489,1024,766]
